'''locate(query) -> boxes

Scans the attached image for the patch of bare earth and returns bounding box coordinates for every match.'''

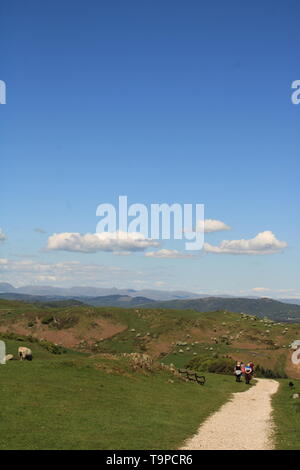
[0,318,126,349]
[78,319,126,346]
[146,340,172,358]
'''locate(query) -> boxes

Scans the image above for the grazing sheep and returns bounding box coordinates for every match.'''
[18,347,32,361]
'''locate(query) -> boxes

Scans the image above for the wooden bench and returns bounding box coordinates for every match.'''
[178,369,206,385]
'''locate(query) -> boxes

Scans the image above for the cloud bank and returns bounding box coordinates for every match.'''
[0,258,175,289]
[0,258,133,285]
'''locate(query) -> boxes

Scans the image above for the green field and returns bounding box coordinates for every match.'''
[273,378,300,450]
[0,338,250,450]
[1,299,300,450]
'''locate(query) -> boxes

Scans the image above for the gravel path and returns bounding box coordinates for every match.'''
[180,378,279,450]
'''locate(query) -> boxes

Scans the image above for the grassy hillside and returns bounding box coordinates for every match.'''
[0,337,248,450]
[273,378,300,450]
[1,294,300,323]
[1,299,300,449]
[142,297,300,322]
[1,299,299,379]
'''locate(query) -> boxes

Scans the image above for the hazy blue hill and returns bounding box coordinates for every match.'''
[1,288,300,322]
[0,283,199,300]
[279,298,300,306]
[0,292,84,307]
[0,292,151,308]
[74,295,153,307]
[0,282,15,293]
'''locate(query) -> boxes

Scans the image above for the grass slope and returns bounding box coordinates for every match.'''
[1,299,300,379]
[1,299,300,450]
[0,338,248,450]
[142,297,300,322]
[273,378,300,450]
[1,294,300,323]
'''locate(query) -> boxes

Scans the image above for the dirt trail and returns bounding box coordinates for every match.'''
[180,378,279,450]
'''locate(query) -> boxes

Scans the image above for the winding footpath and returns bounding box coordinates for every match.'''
[180,378,279,450]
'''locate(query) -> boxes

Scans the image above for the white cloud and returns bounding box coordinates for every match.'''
[252,287,270,292]
[145,249,194,259]
[35,275,58,282]
[204,231,287,255]
[203,219,231,233]
[0,228,6,242]
[46,231,159,253]
[185,219,231,233]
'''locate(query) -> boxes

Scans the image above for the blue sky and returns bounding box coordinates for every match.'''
[0,0,299,296]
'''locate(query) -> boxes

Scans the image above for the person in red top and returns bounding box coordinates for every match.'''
[244,364,253,384]
[249,361,254,373]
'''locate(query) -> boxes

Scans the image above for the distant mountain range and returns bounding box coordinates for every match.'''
[0,282,300,322]
[0,282,201,301]
[0,292,152,308]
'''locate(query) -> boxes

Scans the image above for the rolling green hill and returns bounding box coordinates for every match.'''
[1,292,300,323]
[141,297,300,322]
[1,298,300,449]
[0,336,250,450]
[1,298,300,378]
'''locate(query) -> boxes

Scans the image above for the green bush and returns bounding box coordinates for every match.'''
[41,315,54,325]
[255,364,287,379]
[208,358,235,374]
[187,357,235,375]
[187,357,288,379]
[40,340,67,355]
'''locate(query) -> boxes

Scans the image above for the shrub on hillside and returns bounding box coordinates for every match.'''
[187,357,235,375]
[255,364,287,379]
[41,315,54,325]
[40,340,67,355]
